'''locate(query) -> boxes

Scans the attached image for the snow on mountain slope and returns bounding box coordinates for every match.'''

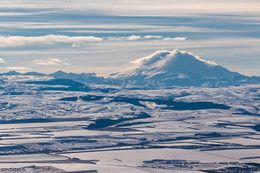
[129,49,239,78]
[114,49,255,87]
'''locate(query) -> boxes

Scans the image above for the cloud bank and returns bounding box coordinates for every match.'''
[0,35,187,47]
[0,35,103,47]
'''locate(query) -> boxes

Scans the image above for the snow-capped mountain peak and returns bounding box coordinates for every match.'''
[127,49,238,79]
[117,49,250,87]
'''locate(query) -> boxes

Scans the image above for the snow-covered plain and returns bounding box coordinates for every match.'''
[0,75,259,172]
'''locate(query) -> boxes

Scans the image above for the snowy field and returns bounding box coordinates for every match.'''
[0,75,259,172]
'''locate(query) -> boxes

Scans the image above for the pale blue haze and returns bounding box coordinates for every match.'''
[0,0,259,76]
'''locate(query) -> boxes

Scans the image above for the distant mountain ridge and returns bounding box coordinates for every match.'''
[1,49,260,88]
[0,71,47,77]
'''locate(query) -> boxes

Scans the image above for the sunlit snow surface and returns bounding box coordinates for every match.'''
[0,75,259,173]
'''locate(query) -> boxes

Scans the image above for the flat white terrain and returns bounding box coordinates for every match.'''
[0,75,259,172]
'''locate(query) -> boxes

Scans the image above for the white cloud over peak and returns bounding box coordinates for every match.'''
[34,58,69,65]
[0,58,5,63]
[0,35,103,47]
[163,37,186,41]
[131,50,218,70]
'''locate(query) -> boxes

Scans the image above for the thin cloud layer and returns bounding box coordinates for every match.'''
[5,67,31,72]
[0,35,103,47]
[0,58,5,63]
[107,36,186,41]
[1,0,260,16]
[163,37,186,41]
[34,58,69,65]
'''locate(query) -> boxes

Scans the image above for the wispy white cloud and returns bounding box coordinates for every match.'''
[0,34,188,48]
[0,35,103,47]
[107,36,142,41]
[107,37,125,41]
[0,58,5,63]
[0,11,53,17]
[0,37,260,75]
[128,35,141,40]
[106,35,182,41]
[34,58,69,65]
[2,23,163,30]
[65,26,235,34]
[163,37,186,41]
[1,0,259,16]
[144,35,162,39]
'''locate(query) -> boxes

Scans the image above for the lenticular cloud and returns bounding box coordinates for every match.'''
[131,49,217,68]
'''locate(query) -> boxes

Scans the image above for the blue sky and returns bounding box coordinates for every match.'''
[0,0,260,76]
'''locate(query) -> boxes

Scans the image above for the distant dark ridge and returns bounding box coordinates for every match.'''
[2,49,260,89]
[2,69,260,88]
[86,112,151,129]
[25,79,118,93]
[26,78,86,87]
[0,71,46,76]
[49,70,124,86]
[0,117,91,124]
[59,94,231,111]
